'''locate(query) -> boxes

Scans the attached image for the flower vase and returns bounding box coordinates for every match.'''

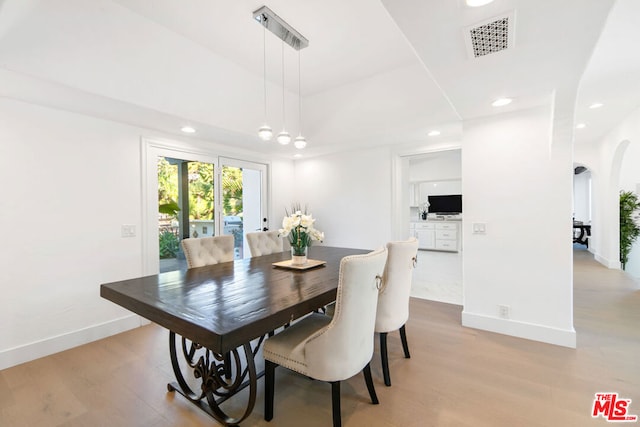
[291,247,308,266]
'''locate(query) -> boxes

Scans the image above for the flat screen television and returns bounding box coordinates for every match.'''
[427,194,462,214]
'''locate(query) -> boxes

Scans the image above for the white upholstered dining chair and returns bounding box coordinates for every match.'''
[180,235,235,268]
[246,230,283,257]
[375,237,418,386]
[263,247,388,427]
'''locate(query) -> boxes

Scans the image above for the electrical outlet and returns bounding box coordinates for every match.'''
[498,305,510,319]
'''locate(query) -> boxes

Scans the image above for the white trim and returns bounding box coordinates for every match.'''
[0,315,143,371]
[595,253,621,269]
[461,310,576,348]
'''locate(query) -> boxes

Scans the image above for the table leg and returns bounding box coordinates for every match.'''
[167,331,264,426]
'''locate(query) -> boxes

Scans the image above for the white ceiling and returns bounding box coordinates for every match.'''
[0,0,638,158]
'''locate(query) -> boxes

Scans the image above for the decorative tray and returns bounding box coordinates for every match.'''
[272,259,327,270]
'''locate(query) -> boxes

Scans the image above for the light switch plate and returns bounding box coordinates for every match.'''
[472,222,486,234]
[121,224,136,237]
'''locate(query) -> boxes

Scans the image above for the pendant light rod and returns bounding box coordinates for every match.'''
[263,24,268,120]
[257,21,273,141]
[298,49,302,131]
[281,40,285,124]
[294,47,307,149]
[253,6,308,51]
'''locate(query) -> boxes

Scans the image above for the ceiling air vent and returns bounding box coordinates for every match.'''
[465,12,515,58]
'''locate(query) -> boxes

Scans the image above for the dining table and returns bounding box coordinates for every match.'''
[100,245,369,426]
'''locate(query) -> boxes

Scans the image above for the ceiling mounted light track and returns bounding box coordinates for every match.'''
[253,6,309,51]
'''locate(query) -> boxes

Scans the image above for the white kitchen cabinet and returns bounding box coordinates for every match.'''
[411,221,459,252]
[413,222,435,249]
[434,222,458,252]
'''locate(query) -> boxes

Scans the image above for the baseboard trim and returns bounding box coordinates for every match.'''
[461,311,576,348]
[0,315,143,371]
[594,253,621,269]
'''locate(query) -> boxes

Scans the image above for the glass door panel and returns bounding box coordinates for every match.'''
[157,156,216,272]
[219,158,268,259]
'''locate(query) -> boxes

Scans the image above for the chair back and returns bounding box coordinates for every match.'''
[246,231,283,257]
[305,247,388,381]
[181,235,235,268]
[375,237,418,333]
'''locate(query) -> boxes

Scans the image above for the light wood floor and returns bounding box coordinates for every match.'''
[1,249,639,426]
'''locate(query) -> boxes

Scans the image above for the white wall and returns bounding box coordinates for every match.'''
[461,106,576,347]
[293,147,393,250]
[409,149,461,182]
[418,181,462,202]
[0,98,294,370]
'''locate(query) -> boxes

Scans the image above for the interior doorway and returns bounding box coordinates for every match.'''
[393,148,463,305]
[573,164,592,251]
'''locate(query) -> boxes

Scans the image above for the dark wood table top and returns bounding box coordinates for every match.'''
[100,246,368,354]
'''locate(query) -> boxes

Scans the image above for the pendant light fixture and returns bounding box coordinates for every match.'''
[253,6,308,148]
[258,20,272,141]
[276,40,291,145]
[294,49,307,149]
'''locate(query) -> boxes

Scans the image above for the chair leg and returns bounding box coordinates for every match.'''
[362,362,379,404]
[399,324,411,359]
[331,381,342,427]
[264,360,276,421]
[379,332,391,386]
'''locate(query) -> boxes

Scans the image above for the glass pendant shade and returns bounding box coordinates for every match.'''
[258,124,273,141]
[294,134,307,149]
[276,130,291,145]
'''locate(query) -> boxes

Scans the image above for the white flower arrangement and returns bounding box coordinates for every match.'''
[278,207,324,256]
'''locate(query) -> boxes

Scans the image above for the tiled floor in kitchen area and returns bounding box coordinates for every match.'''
[410,249,462,305]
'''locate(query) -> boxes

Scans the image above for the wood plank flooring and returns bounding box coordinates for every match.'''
[1,248,639,426]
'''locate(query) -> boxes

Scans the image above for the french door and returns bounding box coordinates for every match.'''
[143,139,269,274]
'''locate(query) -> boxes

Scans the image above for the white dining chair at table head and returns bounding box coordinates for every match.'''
[263,246,388,427]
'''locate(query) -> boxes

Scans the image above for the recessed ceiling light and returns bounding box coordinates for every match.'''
[576,123,586,129]
[427,130,441,137]
[181,126,196,133]
[293,154,302,158]
[588,102,603,109]
[466,0,494,6]
[491,98,512,107]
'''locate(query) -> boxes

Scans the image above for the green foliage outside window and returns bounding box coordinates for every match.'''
[222,168,243,216]
[188,162,214,220]
[159,229,180,258]
[157,158,245,219]
[619,190,640,270]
